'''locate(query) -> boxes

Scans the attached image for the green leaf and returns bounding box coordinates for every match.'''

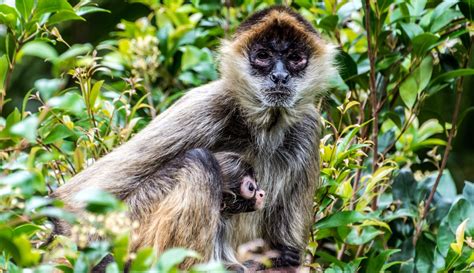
[47,92,85,115]
[400,22,423,39]
[415,234,436,273]
[437,221,455,256]
[13,224,42,238]
[345,226,383,245]
[180,45,202,71]
[319,15,338,32]
[412,33,438,57]
[35,0,74,17]
[0,54,9,94]
[129,248,155,272]
[0,4,19,26]
[10,115,38,143]
[366,249,400,273]
[429,68,474,87]
[58,43,93,61]
[15,0,34,21]
[43,124,73,144]
[415,56,433,93]
[399,74,417,108]
[336,51,357,81]
[462,181,474,205]
[314,211,368,230]
[18,41,58,62]
[76,6,110,16]
[34,78,65,99]
[73,188,122,214]
[48,10,84,25]
[392,169,417,206]
[447,198,474,236]
[156,248,200,272]
[400,56,433,109]
[89,80,104,108]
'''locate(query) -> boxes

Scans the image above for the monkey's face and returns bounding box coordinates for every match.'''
[240,175,265,211]
[220,7,336,109]
[247,25,310,107]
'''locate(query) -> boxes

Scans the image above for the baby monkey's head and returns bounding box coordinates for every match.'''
[215,152,265,215]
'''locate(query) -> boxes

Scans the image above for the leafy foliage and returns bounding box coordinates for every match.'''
[0,0,473,272]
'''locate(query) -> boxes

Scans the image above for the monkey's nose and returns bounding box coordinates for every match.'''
[270,72,290,84]
[258,190,265,198]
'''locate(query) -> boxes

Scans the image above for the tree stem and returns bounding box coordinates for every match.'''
[364,0,379,210]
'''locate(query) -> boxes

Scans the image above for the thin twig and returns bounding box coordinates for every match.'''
[364,0,380,210]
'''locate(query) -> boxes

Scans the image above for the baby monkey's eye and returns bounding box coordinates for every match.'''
[248,183,255,192]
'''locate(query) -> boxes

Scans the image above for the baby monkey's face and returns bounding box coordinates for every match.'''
[239,175,265,211]
[215,152,265,215]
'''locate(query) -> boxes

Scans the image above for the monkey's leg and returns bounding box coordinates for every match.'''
[131,148,223,268]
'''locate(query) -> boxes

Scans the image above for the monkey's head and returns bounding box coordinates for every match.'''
[215,152,265,215]
[220,6,336,109]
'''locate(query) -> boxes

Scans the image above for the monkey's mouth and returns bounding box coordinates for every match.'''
[263,87,294,106]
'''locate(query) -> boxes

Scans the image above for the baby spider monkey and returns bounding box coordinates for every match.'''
[217,152,265,216]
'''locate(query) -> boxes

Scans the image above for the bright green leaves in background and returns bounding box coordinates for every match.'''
[1,0,474,272]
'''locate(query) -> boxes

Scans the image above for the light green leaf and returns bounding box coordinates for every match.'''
[89,80,103,108]
[400,74,417,108]
[450,219,469,255]
[47,92,85,115]
[47,10,84,25]
[17,41,58,62]
[0,4,19,26]
[0,54,8,93]
[180,45,202,71]
[15,0,34,21]
[34,78,65,99]
[156,248,200,272]
[76,6,110,16]
[35,0,74,16]
[414,56,433,93]
[10,115,39,143]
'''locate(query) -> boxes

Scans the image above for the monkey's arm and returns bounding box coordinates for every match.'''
[53,81,228,206]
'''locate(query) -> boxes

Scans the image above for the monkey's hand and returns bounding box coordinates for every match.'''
[269,245,301,268]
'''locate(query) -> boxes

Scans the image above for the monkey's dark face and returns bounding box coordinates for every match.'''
[247,24,311,107]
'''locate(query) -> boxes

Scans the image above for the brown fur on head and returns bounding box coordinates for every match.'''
[219,6,337,114]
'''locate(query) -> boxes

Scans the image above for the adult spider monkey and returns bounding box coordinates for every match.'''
[53,5,336,271]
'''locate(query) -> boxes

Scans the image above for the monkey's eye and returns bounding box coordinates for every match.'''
[254,51,271,66]
[256,51,270,60]
[288,53,302,62]
[248,183,255,192]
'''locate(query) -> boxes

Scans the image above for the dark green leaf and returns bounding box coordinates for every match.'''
[315,211,368,230]
[412,33,438,56]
